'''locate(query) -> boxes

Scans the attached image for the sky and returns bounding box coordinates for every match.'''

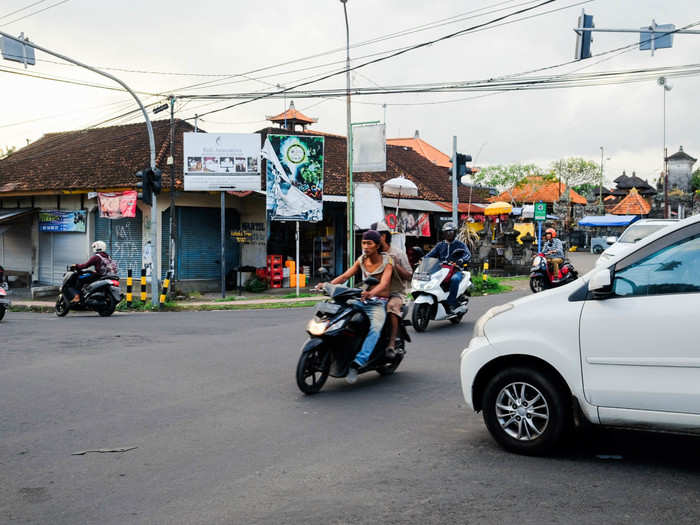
[1,0,699,187]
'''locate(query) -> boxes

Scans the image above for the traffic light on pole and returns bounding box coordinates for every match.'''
[455,153,473,185]
[135,168,153,206]
[150,168,162,195]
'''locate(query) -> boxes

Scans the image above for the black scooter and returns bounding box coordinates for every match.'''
[55,266,123,317]
[295,277,411,394]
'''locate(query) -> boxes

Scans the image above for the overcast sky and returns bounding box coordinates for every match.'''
[1,0,699,186]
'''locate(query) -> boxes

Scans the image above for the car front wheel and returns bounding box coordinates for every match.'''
[482,367,571,456]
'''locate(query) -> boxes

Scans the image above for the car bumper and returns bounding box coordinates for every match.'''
[460,335,493,411]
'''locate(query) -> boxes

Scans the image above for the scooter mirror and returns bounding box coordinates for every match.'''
[450,248,466,260]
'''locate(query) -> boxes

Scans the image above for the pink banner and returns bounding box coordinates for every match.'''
[98,191,137,219]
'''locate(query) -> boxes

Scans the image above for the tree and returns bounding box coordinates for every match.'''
[550,157,601,203]
[472,163,547,203]
[691,169,700,192]
[0,145,16,160]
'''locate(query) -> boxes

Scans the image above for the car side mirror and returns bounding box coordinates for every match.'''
[605,236,617,246]
[589,269,612,296]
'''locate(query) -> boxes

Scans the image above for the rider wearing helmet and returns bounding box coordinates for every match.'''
[543,228,564,281]
[69,241,118,302]
[426,222,471,313]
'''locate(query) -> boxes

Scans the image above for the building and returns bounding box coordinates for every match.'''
[666,146,697,191]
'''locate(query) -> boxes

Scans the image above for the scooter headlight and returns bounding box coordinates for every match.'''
[306,319,329,336]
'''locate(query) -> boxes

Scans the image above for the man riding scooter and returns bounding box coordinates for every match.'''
[316,230,393,384]
[542,228,564,282]
[67,241,118,303]
[425,222,470,314]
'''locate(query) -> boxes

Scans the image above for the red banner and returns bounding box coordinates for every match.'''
[98,190,137,219]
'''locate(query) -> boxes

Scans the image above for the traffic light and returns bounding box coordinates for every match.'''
[135,168,152,206]
[135,167,162,206]
[455,153,473,185]
[574,11,594,60]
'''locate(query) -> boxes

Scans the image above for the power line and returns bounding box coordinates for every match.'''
[0,0,71,27]
[0,0,50,20]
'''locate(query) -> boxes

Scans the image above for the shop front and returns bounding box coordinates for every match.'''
[0,208,36,287]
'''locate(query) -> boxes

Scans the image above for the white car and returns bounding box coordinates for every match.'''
[461,214,700,455]
[596,218,678,267]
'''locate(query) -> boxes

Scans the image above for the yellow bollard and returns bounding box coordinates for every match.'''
[126,269,133,307]
[483,262,489,282]
[140,268,147,302]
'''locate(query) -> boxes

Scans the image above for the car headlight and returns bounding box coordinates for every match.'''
[473,303,514,338]
[306,319,329,336]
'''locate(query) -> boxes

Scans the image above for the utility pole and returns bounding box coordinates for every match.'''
[599,146,604,214]
[341,0,354,283]
[659,76,672,218]
[0,30,160,306]
[169,96,176,286]
[451,136,458,225]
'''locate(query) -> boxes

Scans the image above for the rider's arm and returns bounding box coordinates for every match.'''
[393,258,412,280]
[75,255,99,270]
[330,259,360,285]
[365,263,393,298]
[425,242,442,259]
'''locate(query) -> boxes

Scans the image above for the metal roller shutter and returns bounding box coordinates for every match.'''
[94,209,142,278]
[38,231,87,285]
[177,207,240,280]
[0,219,32,272]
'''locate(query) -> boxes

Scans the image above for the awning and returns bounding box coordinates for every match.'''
[578,215,640,227]
[0,208,37,224]
[322,195,446,212]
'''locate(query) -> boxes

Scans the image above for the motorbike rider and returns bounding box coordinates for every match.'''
[542,228,564,281]
[68,241,117,303]
[316,230,393,384]
[425,222,470,314]
[373,221,412,360]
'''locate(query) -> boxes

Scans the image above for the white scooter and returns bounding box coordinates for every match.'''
[410,249,471,332]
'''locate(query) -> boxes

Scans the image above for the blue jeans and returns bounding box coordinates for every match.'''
[350,299,387,367]
[447,272,463,306]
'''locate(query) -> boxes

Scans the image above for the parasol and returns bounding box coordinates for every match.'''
[484,201,513,216]
[383,176,418,231]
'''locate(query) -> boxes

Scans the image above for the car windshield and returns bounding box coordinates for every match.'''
[414,257,443,275]
[617,223,670,243]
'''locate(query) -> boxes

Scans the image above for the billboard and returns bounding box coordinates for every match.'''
[184,133,261,191]
[352,123,386,172]
[39,210,87,233]
[98,191,137,219]
[264,134,324,222]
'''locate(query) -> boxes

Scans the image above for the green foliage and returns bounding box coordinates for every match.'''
[116,300,177,312]
[573,182,599,198]
[550,157,600,190]
[470,274,512,296]
[691,169,700,192]
[245,277,268,293]
[473,163,544,190]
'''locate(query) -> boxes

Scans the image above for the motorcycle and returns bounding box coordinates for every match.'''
[295,277,411,395]
[55,266,123,317]
[410,248,472,332]
[0,282,10,322]
[529,252,578,293]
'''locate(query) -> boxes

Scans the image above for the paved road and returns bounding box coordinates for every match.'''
[2,295,700,524]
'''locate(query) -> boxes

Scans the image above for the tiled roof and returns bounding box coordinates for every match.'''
[666,146,697,163]
[610,188,651,215]
[266,101,317,124]
[386,136,452,168]
[490,177,587,205]
[0,119,195,194]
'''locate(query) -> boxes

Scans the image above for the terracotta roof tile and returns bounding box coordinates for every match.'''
[266,101,316,124]
[386,137,452,168]
[490,177,587,205]
[610,188,651,215]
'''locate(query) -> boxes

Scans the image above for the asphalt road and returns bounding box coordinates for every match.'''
[2,292,700,524]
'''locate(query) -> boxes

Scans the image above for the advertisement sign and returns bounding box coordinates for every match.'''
[264,134,324,222]
[98,191,137,219]
[352,123,386,172]
[39,210,87,232]
[386,210,430,237]
[184,133,261,191]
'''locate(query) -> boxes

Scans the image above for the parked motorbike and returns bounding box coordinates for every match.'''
[410,248,472,332]
[0,282,10,322]
[529,252,578,293]
[55,266,123,317]
[295,277,411,395]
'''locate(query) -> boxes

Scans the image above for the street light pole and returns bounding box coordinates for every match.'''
[599,146,604,214]
[0,30,160,306]
[341,0,354,282]
[659,76,672,218]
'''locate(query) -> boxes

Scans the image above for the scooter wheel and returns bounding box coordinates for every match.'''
[296,346,330,395]
[530,277,546,294]
[411,303,430,332]
[449,313,464,324]
[55,296,69,317]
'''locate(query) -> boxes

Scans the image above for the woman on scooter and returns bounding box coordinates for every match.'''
[316,230,393,384]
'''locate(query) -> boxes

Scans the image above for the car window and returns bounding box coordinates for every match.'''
[613,233,700,297]
[617,223,670,243]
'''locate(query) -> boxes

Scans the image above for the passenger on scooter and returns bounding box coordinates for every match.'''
[316,230,393,384]
[69,241,117,303]
[543,228,564,281]
[425,222,470,314]
[373,222,412,359]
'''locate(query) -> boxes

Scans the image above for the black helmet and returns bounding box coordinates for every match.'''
[441,221,457,232]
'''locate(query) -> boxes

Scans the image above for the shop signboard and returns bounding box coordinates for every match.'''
[98,190,137,219]
[352,123,386,172]
[385,209,430,237]
[264,134,324,222]
[39,210,87,232]
[184,133,261,191]
[534,201,547,221]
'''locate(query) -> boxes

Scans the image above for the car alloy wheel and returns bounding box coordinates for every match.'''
[495,382,549,441]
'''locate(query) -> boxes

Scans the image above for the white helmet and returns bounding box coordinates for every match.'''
[92,240,107,253]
